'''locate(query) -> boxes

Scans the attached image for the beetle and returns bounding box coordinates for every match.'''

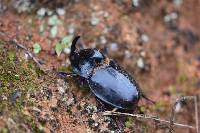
[60,36,153,110]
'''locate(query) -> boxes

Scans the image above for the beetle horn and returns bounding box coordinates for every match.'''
[70,36,80,55]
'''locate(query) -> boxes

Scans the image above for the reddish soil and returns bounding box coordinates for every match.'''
[0,0,200,133]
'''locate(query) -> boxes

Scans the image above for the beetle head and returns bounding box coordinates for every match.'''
[70,36,105,78]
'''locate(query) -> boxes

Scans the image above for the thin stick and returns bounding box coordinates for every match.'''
[169,98,179,132]
[194,96,199,133]
[169,96,199,133]
[0,31,44,69]
[103,111,194,129]
[0,31,53,74]
[11,39,43,69]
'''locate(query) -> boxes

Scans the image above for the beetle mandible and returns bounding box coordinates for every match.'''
[60,36,153,110]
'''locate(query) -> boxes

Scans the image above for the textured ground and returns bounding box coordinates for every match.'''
[0,0,200,133]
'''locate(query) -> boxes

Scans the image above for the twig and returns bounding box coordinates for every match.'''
[0,31,47,72]
[194,96,199,133]
[1,31,199,132]
[103,111,194,129]
[11,39,43,68]
[169,98,179,133]
[169,96,199,133]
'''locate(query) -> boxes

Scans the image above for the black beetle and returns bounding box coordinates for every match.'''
[60,36,153,110]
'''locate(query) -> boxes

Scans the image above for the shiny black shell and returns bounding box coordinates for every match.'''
[69,36,141,110]
[88,66,140,109]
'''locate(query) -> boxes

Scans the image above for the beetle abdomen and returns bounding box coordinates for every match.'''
[88,66,140,109]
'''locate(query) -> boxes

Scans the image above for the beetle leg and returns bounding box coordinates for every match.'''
[141,93,156,104]
[58,72,78,78]
[95,97,106,111]
[109,59,120,69]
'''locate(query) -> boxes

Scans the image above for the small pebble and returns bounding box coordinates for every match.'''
[140,50,146,57]
[13,0,35,13]
[100,36,107,44]
[164,12,178,23]
[56,8,65,16]
[48,15,60,26]
[92,5,99,11]
[68,24,75,34]
[132,0,140,7]
[94,122,99,127]
[124,50,131,58]
[87,128,92,133]
[64,48,71,54]
[137,57,145,69]
[2,95,7,100]
[103,27,109,34]
[66,98,75,106]
[110,42,118,51]
[37,8,46,17]
[58,86,65,95]
[91,14,100,26]
[47,9,53,16]
[103,11,109,18]
[173,0,183,6]
[39,24,45,33]
[141,34,149,43]
[50,26,58,38]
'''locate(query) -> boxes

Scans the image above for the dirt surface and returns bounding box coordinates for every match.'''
[0,0,200,133]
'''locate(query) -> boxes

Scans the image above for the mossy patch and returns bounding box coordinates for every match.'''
[0,43,44,132]
[125,116,135,129]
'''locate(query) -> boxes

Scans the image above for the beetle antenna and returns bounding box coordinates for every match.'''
[71,36,80,55]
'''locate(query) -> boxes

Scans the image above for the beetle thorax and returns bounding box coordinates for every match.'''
[70,48,105,78]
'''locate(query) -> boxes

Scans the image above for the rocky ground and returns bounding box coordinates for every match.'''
[0,0,200,133]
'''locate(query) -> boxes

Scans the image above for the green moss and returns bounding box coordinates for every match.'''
[125,117,135,129]
[151,101,162,111]
[168,85,177,95]
[58,65,72,72]
[177,74,188,84]
[0,40,6,45]
[8,51,16,61]
[0,128,9,133]
[140,106,146,113]
[0,44,44,132]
